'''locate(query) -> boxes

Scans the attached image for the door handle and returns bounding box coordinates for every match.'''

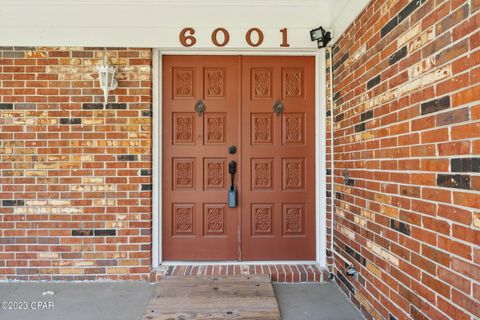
[228,160,237,181]
[228,161,237,208]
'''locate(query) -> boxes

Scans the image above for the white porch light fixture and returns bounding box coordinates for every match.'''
[96,55,118,106]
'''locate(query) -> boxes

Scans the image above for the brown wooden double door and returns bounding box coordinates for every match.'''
[163,55,315,261]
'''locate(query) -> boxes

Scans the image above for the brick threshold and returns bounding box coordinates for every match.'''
[152,263,329,283]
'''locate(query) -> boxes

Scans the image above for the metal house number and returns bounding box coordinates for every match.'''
[180,27,290,48]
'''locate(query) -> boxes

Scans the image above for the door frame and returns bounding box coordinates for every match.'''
[152,48,327,267]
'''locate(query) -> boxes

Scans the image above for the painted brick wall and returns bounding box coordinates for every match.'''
[329,0,479,319]
[0,47,153,280]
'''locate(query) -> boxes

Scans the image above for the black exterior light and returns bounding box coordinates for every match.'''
[310,26,332,48]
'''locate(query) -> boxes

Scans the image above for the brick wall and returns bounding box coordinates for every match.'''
[0,47,153,280]
[329,0,479,319]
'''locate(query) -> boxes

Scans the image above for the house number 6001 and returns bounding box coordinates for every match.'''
[179,27,290,48]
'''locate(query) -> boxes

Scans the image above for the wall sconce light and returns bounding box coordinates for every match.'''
[96,55,118,106]
[310,26,332,48]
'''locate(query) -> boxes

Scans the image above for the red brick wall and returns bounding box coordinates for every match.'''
[329,0,479,319]
[0,47,153,280]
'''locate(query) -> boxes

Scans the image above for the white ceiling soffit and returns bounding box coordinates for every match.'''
[0,0,368,47]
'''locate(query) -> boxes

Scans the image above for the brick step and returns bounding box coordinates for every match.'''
[152,264,329,283]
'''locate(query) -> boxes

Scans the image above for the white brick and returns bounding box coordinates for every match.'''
[408,56,436,79]
[398,23,422,47]
[398,78,422,96]
[422,65,452,86]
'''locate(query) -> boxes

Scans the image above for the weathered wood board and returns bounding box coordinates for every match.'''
[142,275,281,320]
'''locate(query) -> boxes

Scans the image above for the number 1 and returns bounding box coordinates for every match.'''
[280,28,290,48]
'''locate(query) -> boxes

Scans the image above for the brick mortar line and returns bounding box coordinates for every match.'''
[332,192,476,223]
[332,254,476,320]
[333,244,479,319]
[335,46,476,98]
[333,224,478,283]
[329,154,480,162]
[332,82,478,127]
[332,173,480,198]
[333,41,478,97]
[334,19,479,84]
[333,103,479,139]
[334,204,471,237]
[330,160,480,171]
[332,249,478,319]
[333,197,476,235]
[333,213,478,276]
[333,106,479,140]
[330,168,480,177]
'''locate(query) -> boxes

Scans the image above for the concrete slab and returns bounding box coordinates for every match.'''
[0,282,155,320]
[0,281,362,320]
[273,282,363,320]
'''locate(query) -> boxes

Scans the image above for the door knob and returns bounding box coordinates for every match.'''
[228,145,237,154]
[273,99,284,116]
[194,100,206,116]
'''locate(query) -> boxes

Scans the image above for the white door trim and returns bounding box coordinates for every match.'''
[316,49,327,267]
[151,48,327,268]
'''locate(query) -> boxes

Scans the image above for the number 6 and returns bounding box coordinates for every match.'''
[179,28,197,47]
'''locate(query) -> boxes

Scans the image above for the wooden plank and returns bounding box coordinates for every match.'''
[142,275,280,320]
[143,310,280,320]
[147,297,277,310]
[159,275,272,282]
[153,286,274,298]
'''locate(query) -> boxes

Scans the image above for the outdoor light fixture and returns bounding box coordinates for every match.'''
[310,26,332,48]
[96,55,118,106]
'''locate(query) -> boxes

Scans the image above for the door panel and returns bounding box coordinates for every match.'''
[241,56,316,260]
[163,55,315,261]
[163,56,240,260]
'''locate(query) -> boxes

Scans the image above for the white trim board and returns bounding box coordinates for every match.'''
[0,3,328,47]
[151,49,327,267]
[0,2,371,47]
[152,49,161,268]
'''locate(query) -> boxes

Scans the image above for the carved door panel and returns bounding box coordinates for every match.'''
[163,55,315,261]
[241,56,316,260]
[163,56,240,260]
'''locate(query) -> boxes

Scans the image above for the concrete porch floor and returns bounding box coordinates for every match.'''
[0,282,362,320]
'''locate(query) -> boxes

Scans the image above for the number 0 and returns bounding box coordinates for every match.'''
[212,28,230,47]
[246,28,264,47]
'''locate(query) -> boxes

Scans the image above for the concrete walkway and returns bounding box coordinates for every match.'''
[0,281,362,320]
[273,283,363,320]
